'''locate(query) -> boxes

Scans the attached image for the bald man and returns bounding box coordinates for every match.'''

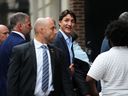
[7,17,65,96]
[0,25,9,45]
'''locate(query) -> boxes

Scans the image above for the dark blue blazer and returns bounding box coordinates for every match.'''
[100,36,110,53]
[0,32,26,96]
[53,31,74,96]
[53,31,91,95]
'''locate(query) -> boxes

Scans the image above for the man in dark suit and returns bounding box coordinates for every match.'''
[7,17,64,96]
[53,9,91,96]
[0,12,32,96]
[53,9,76,96]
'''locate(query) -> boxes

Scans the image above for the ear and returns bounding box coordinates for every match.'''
[17,23,22,32]
[40,27,45,33]
[58,21,61,26]
[40,27,43,31]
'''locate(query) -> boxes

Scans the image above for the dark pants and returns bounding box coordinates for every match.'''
[96,81,101,92]
[48,91,55,96]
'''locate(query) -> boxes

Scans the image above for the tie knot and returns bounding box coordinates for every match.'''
[41,45,47,49]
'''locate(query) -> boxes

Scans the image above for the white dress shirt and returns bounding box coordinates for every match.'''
[34,38,53,96]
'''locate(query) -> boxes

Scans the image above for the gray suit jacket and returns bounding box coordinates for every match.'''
[7,40,64,96]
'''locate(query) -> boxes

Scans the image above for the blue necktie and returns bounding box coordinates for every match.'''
[41,45,49,92]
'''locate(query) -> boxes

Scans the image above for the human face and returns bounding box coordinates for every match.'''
[22,16,32,35]
[0,26,9,44]
[44,20,57,43]
[59,14,75,36]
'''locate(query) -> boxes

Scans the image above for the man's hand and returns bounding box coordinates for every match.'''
[69,63,74,75]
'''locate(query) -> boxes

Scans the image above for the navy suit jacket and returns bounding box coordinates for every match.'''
[7,41,63,96]
[0,32,26,96]
[53,31,91,96]
[100,36,110,53]
[53,31,74,96]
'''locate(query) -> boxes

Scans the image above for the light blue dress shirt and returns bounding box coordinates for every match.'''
[59,29,73,64]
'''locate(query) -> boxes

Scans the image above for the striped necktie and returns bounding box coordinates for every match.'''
[41,45,49,92]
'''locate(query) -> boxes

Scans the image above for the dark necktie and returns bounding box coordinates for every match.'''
[41,45,49,92]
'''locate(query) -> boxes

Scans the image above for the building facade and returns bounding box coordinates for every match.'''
[29,0,86,49]
[1,0,128,61]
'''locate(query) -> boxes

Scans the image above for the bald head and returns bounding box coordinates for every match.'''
[118,12,128,22]
[34,18,47,33]
[0,25,9,32]
[34,17,57,44]
[0,24,9,44]
[34,17,54,33]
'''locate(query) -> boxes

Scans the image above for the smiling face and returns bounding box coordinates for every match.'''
[59,14,76,36]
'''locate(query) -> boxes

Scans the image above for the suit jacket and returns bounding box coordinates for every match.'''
[100,36,110,53]
[73,58,90,96]
[53,31,91,96]
[53,31,74,96]
[7,40,63,96]
[0,32,26,96]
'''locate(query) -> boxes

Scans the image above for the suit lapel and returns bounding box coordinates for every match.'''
[29,41,37,79]
[58,32,69,53]
[58,32,71,63]
[48,45,55,76]
[30,41,37,66]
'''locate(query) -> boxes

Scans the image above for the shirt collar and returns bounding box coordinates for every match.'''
[59,29,72,42]
[12,31,26,40]
[34,38,47,49]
